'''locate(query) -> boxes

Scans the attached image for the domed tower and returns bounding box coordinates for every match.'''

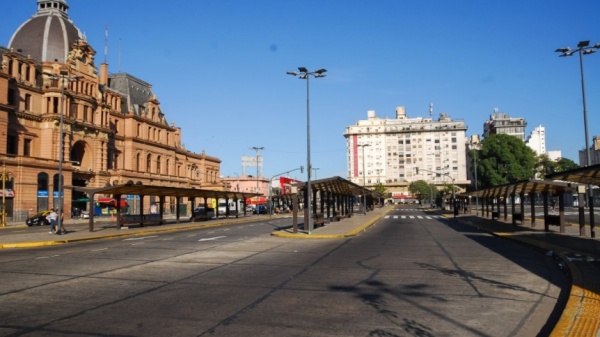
[8,0,83,63]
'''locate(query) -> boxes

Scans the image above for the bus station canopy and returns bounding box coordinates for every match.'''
[69,183,258,201]
[466,179,579,199]
[293,176,373,197]
[546,163,600,186]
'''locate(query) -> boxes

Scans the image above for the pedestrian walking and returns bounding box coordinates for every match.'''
[46,209,58,234]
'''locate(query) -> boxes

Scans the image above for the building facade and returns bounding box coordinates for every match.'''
[344,106,469,201]
[482,109,527,141]
[578,136,600,166]
[0,0,222,222]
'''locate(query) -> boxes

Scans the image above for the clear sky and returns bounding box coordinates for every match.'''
[2,1,599,181]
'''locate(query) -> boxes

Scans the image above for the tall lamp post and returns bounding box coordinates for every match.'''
[251,146,264,210]
[43,70,80,234]
[357,144,370,214]
[0,161,13,227]
[555,41,599,167]
[556,40,599,238]
[287,67,327,233]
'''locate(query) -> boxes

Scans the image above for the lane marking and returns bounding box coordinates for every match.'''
[123,236,158,241]
[198,236,226,242]
[91,248,108,252]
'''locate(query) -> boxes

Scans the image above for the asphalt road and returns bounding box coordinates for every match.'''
[0,208,568,337]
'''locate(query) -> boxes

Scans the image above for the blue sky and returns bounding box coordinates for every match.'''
[2,1,600,181]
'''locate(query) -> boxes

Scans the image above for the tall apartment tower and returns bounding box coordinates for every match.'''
[483,109,527,141]
[344,106,469,200]
[525,125,546,155]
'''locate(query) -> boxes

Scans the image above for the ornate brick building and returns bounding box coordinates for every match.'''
[0,0,221,222]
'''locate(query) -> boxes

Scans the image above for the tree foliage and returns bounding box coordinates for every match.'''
[409,180,438,203]
[555,157,579,172]
[372,182,388,198]
[476,134,536,189]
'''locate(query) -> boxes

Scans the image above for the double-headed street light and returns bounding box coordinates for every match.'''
[43,70,80,233]
[555,40,599,167]
[556,41,599,238]
[287,67,326,233]
[357,144,370,214]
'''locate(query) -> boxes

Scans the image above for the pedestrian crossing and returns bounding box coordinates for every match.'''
[384,215,444,220]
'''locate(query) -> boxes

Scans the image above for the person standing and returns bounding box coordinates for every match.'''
[46,209,58,234]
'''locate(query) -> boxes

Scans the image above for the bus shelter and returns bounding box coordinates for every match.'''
[466,179,580,233]
[70,182,258,232]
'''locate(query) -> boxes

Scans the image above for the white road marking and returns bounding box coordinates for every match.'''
[199,236,226,242]
[91,248,108,252]
[123,236,158,241]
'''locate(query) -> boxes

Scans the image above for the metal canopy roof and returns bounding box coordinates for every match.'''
[69,176,374,203]
[546,163,600,186]
[69,183,258,201]
[466,179,579,198]
[294,176,371,197]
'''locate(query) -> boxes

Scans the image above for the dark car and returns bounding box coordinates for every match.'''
[25,210,52,226]
[253,205,268,214]
[189,207,215,222]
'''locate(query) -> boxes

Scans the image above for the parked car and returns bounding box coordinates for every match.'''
[245,205,254,213]
[25,210,52,226]
[80,210,90,219]
[253,205,268,214]
[190,207,215,222]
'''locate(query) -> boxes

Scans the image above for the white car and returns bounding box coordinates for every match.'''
[81,210,90,219]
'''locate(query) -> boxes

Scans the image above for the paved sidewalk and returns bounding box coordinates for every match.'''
[1,206,599,336]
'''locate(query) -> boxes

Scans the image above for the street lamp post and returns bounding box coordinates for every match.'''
[43,70,80,234]
[251,146,264,211]
[556,40,599,238]
[358,144,370,214]
[287,67,326,233]
[0,161,13,227]
[555,41,599,167]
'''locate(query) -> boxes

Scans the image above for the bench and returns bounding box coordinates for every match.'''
[545,214,561,226]
[512,213,523,221]
[492,211,500,220]
[119,214,163,228]
[313,213,326,227]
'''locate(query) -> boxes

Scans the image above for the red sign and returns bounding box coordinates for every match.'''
[279,177,301,195]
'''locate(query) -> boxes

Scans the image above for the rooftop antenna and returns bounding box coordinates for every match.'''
[429,103,433,118]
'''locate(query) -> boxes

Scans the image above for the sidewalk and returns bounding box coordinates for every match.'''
[1,206,599,336]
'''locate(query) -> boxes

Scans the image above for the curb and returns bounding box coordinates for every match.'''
[270,208,392,239]
[456,217,600,337]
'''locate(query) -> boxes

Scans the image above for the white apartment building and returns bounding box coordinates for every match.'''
[525,125,546,155]
[344,107,469,200]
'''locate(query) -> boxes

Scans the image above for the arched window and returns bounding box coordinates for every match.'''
[136,153,141,172]
[146,154,152,173]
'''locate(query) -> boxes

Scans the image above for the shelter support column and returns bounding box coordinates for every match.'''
[510,191,516,225]
[558,192,565,233]
[529,192,536,227]
[543,192,550,232]
[578,184,586,236]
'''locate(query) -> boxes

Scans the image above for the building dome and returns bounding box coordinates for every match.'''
[8,0,83,63]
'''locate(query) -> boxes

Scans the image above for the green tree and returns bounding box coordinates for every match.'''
[478,134,536,189]
[409,180,437,204]
[555,157,579,172]
[372,182,388,204]
[534,153,557,179]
